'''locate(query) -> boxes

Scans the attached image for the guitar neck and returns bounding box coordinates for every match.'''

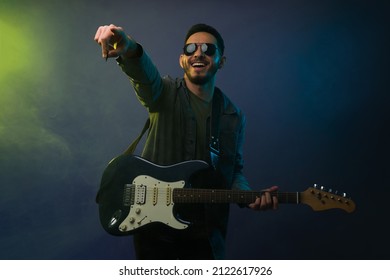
[173,189,300,205]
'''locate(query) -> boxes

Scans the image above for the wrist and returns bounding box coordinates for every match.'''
[122,41,142,59]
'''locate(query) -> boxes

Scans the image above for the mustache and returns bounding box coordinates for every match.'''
[189,58,208,64]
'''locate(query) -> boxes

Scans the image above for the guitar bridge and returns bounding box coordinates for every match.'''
[123,184,135,206]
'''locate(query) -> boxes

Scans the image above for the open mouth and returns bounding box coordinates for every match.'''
[191,61,207,68]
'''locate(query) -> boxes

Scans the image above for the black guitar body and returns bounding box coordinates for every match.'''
[96,154,214,236]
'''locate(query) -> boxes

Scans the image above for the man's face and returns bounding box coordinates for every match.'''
[180,32,224,85]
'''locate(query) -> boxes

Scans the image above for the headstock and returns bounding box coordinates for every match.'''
[300,184,356,213]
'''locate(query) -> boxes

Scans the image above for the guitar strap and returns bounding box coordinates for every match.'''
[123,118,150,155]
[209,89,222,169]
[96,120,150,204]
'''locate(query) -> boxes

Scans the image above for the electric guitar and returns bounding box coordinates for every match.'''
[97,154,356,236]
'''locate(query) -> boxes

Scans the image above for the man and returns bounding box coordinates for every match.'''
[94,23,278,259]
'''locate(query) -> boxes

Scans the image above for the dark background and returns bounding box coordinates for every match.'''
[0,0,388,259]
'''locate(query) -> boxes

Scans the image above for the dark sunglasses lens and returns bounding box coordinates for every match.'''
[184,43,196,55]
[203,44,216,56]
[184,43,217,56]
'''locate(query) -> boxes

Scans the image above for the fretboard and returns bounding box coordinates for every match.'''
[173,189,300,204]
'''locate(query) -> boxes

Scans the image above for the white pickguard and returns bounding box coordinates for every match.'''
[118,175,188,233]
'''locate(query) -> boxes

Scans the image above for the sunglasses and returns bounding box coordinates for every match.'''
[183,43,219,56]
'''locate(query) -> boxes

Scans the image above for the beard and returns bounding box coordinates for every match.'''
[182,61,219,85]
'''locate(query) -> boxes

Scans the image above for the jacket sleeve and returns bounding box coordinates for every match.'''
[231,113,251,192]
[116,44,163,109]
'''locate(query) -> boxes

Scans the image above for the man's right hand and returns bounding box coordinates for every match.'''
[94,24,139,60]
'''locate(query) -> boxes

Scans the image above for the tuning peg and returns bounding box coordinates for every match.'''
[313,184,318,188]
[343,192,347,198]
[328,188,333,193]
[320,186,325,190]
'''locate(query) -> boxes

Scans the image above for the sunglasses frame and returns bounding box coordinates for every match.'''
[183,43,219,56]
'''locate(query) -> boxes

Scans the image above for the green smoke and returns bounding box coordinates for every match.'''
[0,5,72,184]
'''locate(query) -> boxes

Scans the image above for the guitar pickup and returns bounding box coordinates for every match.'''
[134,184,146,205]
[153,187,158,206]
